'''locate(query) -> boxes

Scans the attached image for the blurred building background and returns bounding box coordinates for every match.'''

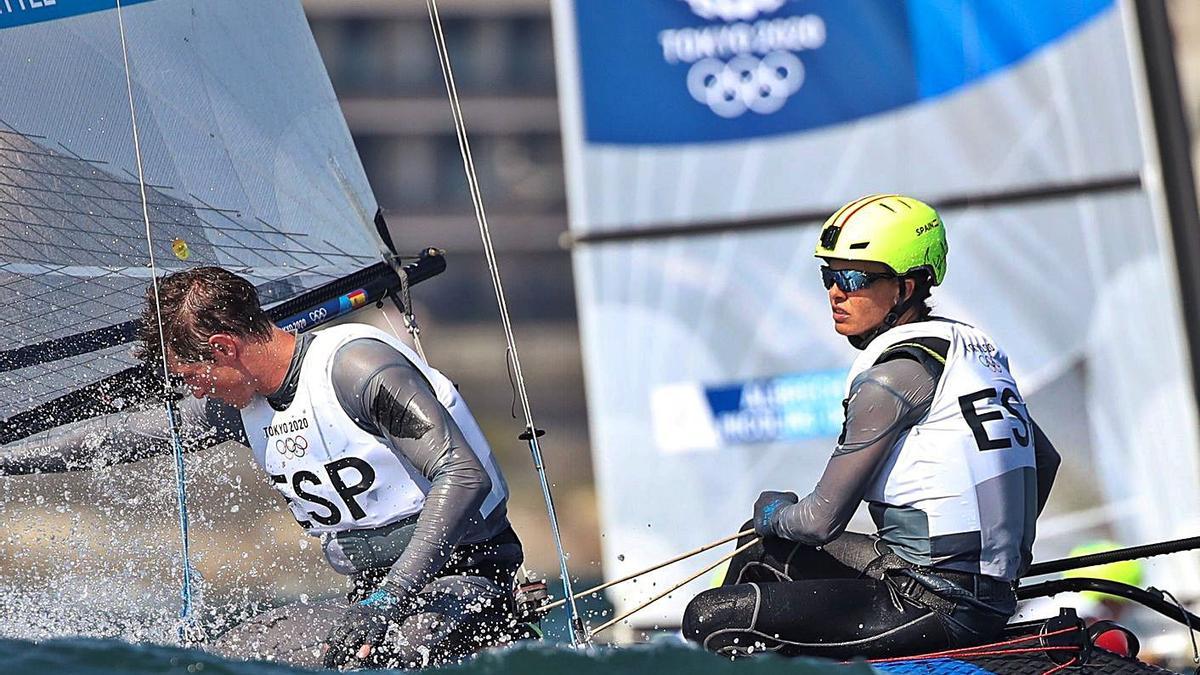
[1175,1,1200,169]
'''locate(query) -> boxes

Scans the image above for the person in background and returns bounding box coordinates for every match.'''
[683,194,1061,659]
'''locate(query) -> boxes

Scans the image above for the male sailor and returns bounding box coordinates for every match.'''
[0,266,522,669]
[683,195,1061,658]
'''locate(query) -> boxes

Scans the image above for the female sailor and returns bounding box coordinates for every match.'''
[683,194,1061,659]
[0,266,522,670]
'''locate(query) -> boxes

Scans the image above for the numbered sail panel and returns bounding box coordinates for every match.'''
[576,187,1200,625]
[553,0,1138,232]
[0,0,382,418]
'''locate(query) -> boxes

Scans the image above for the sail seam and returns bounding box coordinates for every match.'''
[569,174,1143,246]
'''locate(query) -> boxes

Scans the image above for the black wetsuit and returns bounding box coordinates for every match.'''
[0,332,523,668]
[682,347,1061,659]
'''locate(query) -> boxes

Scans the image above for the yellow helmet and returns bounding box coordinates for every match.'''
[815,194,948,285]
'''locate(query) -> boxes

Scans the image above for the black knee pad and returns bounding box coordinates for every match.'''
[681,585,759,644]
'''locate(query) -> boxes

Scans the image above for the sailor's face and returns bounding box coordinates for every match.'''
[824,259,900,338]
[167,349,257,408]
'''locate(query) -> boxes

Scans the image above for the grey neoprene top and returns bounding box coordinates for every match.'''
[0,332,510,597]
[766,352,1060,547]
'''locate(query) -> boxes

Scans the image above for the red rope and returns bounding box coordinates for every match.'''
[868,626,1082,663]
[1041,656,1079,675]
[869,646,1079,664]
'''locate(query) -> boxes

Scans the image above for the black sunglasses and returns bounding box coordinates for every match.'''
[820,266,894,292]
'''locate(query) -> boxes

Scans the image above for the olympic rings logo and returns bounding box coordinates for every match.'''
[276,435,309,458]
[967,343,1004,374]
[686,51,804,118]
[682,0,786,22]
[976,353,1003,373]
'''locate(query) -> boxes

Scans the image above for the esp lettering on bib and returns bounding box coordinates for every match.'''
[270,457,377,528]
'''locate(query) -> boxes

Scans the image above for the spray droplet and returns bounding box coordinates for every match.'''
[172,238,190,261]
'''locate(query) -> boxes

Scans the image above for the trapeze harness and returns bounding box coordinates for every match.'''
[684,319,1041,659]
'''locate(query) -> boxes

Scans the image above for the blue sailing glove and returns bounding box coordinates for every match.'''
[322,587,411,668]
[753,490,799,537]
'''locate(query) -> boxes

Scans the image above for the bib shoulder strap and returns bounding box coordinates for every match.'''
[876,335,950,382]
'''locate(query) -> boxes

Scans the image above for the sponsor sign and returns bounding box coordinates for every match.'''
[651,369,846,453]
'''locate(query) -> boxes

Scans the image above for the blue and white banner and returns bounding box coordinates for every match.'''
[0,0,157,31]
[572,0,1111,144]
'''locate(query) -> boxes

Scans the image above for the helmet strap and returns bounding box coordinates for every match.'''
[848,277,921,350]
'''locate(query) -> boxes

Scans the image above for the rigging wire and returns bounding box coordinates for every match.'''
[424,0,589,647]
[379,295,427,363]
[115,0,197,642]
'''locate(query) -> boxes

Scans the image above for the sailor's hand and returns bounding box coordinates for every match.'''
[322,587,410,668]
[753,490,799,537]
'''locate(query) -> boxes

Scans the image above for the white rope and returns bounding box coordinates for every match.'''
[424,9,531,425]
[402,313,429,363]
[378,299,429,363]
[115,0,197,641]
[545,529,755,612]
[395,266,429,362]
[589,538,761,638]
[424,0,588,647]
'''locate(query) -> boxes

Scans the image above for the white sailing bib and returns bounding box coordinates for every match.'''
[240,323,508,535]
[847,319,1037,580]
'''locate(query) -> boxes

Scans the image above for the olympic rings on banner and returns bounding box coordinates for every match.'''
[686,50,804,118]
[682,0,787,22]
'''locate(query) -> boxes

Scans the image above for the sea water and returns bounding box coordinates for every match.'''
[0,638,876,675]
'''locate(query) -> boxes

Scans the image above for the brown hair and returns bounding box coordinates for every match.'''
[138,267,273,363]
[907,270,935,320]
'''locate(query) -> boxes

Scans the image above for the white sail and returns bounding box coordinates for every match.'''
[553,0,1200,629]
[0,0,385,427]
[0,0,400,640]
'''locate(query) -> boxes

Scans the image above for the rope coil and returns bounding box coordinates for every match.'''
[869,625,1085,675]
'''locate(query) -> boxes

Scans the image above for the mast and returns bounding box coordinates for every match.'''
[1131,0,1200,406]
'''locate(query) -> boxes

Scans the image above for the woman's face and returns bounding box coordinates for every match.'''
[825,258,905,338]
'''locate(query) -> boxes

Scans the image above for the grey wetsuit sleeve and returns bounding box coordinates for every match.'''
[0,396,246,476]
[1030,419,1060,516]
[331,339,493,597]
[770,357,937,545]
